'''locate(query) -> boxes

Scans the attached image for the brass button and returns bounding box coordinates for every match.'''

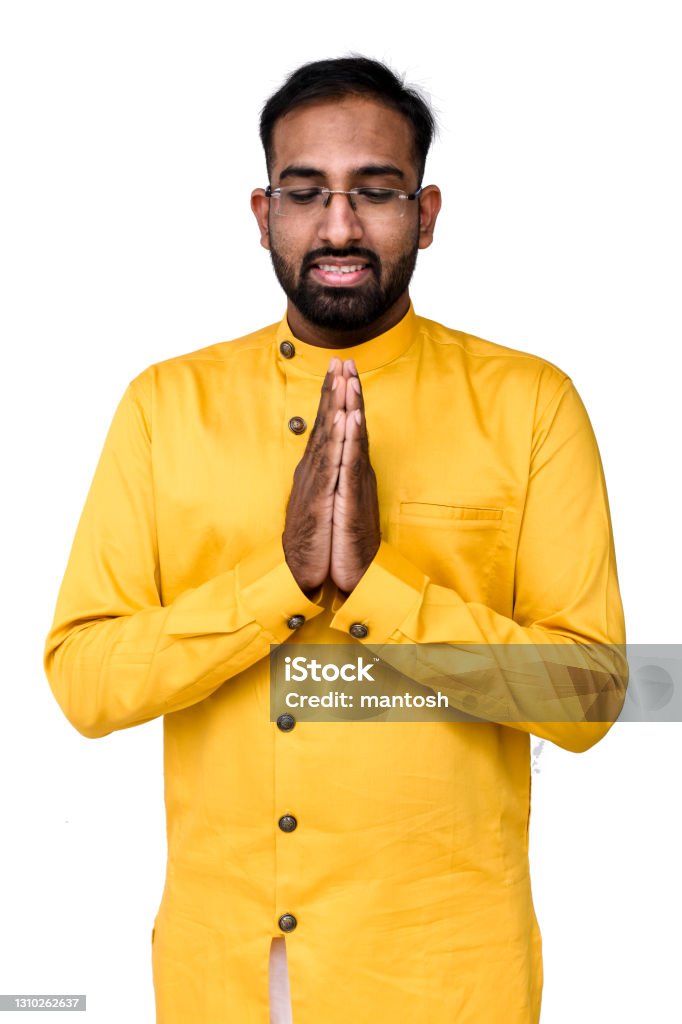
[279,340,295,359]
[349,622,369,639]
[288,416,307,435]
[287,615,305,630]
[276,713,296,732]
[278,913,297,932]
[278,814,298,833]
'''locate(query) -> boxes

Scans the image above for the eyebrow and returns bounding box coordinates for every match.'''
[278,163,406,182]
[354,164,406,180]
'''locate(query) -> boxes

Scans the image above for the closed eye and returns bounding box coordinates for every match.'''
[288,188,323,204]
[355,188,396,203]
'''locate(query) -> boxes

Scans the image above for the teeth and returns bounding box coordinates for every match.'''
[317,264,366,274]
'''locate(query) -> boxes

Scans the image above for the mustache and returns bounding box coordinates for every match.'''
[301,247,380,274]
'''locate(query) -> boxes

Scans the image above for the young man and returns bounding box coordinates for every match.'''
[45,58,627,1023]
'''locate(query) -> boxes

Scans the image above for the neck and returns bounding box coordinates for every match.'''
[285,291,410,348]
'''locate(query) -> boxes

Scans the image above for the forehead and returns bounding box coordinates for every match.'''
[270,95,416,180]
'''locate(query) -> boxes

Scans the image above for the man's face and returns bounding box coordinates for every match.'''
[251,96,440,335]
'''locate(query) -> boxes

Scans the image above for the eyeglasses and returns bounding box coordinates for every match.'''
[264,185,422,221]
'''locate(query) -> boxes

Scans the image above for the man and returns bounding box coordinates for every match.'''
[44,57,627,1023]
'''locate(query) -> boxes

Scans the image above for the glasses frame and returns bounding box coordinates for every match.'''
[264,184,423,217]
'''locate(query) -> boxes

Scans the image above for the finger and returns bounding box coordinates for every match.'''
[342,405,364,446]
[329,372,347,419]
[344,370,364,417]
[339,407,372,475]
[315,358,346,431]
[321,358,343,394]
[321,358,343,404]
[336,409,372,509]
[332,408,347,445]
[306,360,346,484]
[315,406,345,490]
[329,356,344,380]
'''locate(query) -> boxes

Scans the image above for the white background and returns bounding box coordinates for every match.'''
[1,1,680,1021]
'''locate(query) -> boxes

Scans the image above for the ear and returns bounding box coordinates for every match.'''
[417,184,442,250]
[251,188,271,251]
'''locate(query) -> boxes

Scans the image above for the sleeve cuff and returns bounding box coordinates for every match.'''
[163,537,324,638]
[237,536,326,641]
[329,540,427,642]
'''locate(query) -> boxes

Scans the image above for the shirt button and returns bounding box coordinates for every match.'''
[278,814,298,833]
[287,615,305,630]
[276,713,296,732]
[279,340,296,359]
[288,416,307,435]
[278,913,297,933]
[349,622,369,639]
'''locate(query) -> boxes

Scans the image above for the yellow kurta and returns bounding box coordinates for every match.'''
[44,304,627,1023]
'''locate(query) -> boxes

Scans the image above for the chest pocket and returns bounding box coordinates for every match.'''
[393,501,505,603]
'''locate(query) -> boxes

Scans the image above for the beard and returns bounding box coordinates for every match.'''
[268,234,419,333]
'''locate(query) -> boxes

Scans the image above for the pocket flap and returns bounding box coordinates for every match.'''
[399,501,503,521]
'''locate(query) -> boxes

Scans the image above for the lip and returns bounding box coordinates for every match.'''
[308,264,373,287]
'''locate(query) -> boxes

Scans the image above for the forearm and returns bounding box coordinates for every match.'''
[45,539,324,740]
[331,545,626,751]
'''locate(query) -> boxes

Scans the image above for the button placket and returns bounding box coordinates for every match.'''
[275,366,327,941]
[274,672,305,943]
[282,372,317,465]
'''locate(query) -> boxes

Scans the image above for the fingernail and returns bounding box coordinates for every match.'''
[355,409,362,425]
[334,410,342,424]
[332,377,338,390]
[328,358,336,373]
[351,377,361,395]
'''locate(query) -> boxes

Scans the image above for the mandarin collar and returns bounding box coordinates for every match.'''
[275,302,418,376]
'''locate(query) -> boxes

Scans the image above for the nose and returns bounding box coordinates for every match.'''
[316,192,364,248]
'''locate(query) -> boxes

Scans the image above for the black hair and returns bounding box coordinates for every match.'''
[259,56,437,186]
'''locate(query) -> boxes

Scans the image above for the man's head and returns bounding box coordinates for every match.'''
[251,57,442,345]
[259,57,437,188]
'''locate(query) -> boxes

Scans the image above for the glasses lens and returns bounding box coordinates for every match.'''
[273,187,407,220]
[354,188,404,219]
[274,188,324,216]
